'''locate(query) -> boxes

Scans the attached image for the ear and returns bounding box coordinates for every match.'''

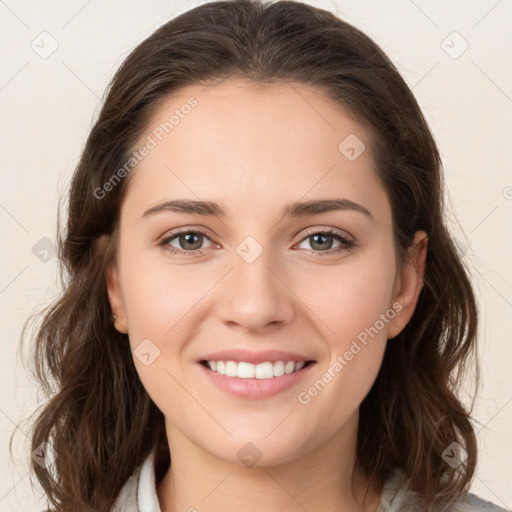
[97,234,129,334]
[387,230,428,340]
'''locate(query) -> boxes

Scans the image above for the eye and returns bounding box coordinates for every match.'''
[158,229,214,256]
[295,228,355,257]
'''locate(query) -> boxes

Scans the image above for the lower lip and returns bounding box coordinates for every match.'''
[198,361,316,400]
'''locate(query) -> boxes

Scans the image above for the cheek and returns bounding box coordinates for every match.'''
[294,251,395,401]
[309,256,395,402]
[117,251,209,416]
[120,251,210,340]
[297,254,396,344]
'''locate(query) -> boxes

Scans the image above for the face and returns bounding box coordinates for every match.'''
[106,79,427,466]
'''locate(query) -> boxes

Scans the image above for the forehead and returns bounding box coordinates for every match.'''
[121,79,389,222]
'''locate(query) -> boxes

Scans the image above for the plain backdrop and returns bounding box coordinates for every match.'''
[1,0,511,510]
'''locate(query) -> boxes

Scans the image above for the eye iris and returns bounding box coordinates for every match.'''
[311,233,333,251]
[180,233,203,250]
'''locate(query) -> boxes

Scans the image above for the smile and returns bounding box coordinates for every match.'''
[198,359,317,400]
[201,360,314,379]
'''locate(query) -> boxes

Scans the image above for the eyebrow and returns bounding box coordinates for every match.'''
[142,198,374,222]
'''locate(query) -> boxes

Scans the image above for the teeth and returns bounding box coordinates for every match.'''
[226,361,238,377]
[205,360,308,379]
[273,361,284,377]
[284,361,295,374]
[238,361,255,378]
[255,362,272,379]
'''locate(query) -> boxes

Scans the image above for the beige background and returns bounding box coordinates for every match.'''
[1,0,511,510]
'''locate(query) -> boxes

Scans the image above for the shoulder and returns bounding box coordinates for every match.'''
[458,492,511,512]
[379,468,511,512]
[30,450,161,512]
[110,465,141,511]
[111,448,161,512]
[28,475,141,512]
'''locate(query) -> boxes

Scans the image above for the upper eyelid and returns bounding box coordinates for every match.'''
[161,227,216,244]
[298,226,353,240]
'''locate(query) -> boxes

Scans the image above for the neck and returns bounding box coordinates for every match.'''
[156,412,382,512]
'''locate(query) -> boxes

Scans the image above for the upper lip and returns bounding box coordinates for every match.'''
[199,348,315,365]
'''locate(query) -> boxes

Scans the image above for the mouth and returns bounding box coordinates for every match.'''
[198,358,317,399]
[199,359,316,379]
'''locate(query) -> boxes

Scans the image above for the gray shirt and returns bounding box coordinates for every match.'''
[108,449,510,512]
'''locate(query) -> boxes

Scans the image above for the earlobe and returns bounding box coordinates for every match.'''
[388,230,428,339]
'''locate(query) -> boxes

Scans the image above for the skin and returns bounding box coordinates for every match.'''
[106,79,428,512]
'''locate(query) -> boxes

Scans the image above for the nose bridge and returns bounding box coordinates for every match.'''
[234,235,276,287]
[216,234,294,330]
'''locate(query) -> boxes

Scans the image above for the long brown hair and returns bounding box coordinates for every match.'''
[15,0,480,510]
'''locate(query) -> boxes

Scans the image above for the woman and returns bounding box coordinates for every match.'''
[22,0,510,510]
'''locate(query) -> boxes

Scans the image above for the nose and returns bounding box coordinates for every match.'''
[215,243,295,333]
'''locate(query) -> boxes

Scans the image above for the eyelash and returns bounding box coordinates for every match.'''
[158,228,355,258]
